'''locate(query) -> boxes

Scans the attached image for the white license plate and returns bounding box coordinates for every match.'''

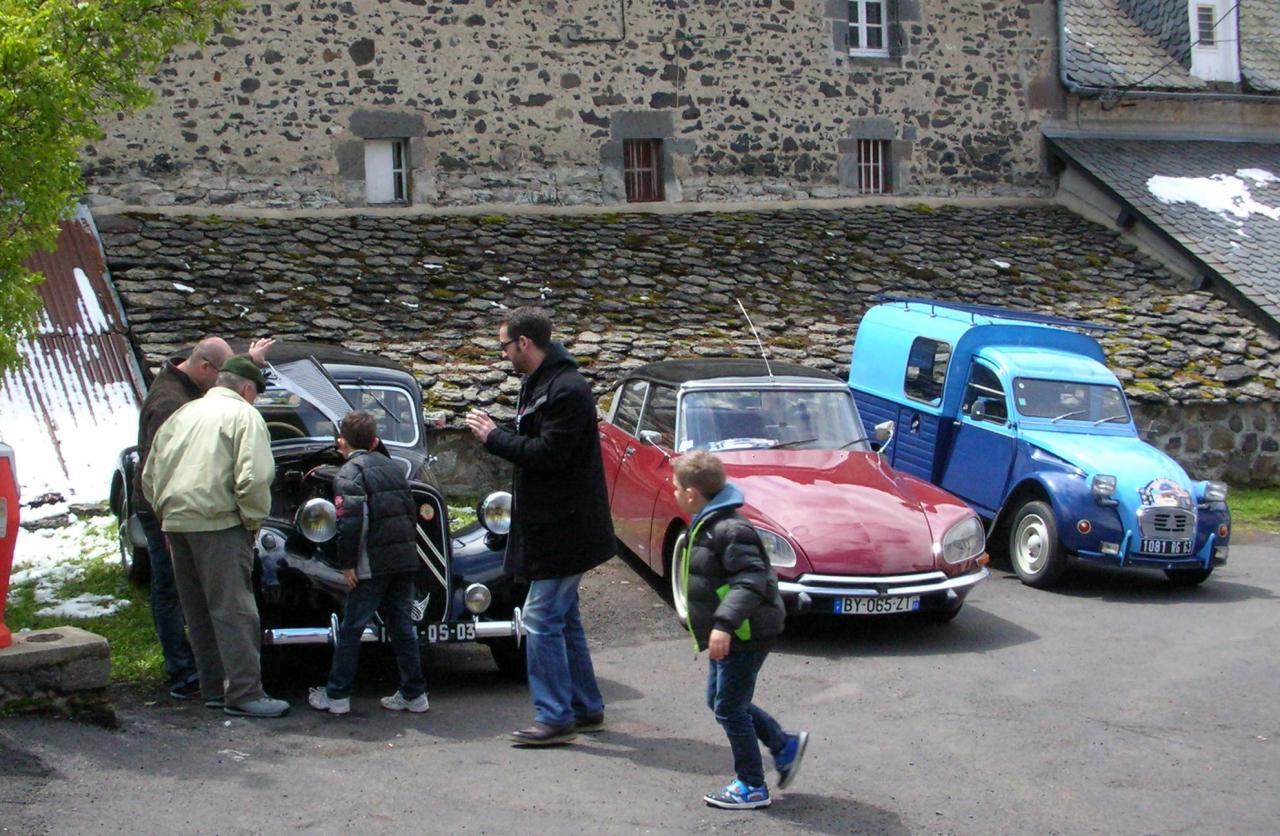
[835,595,920,615]
[423,622,477,643]
[1140,538,1193,556]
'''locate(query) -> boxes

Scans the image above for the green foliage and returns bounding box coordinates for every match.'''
[1228,486,1280,531]
[0,0,239,370]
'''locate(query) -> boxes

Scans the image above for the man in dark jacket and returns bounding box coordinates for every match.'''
[133,335,271,699]
[672,450,807,810]
[309,410,427,715]
[466,307,614,746]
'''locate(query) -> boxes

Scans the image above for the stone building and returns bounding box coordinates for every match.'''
[84,0,1067,207]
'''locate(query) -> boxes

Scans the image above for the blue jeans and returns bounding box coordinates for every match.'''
[706,649,787,787]
[137,510,197,687]
[325,572,426,701]
[523,574,604,727]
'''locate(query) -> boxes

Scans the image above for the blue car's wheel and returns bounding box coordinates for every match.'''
[1009,500,1067,589]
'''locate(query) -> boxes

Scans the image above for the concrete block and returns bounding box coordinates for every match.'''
[0,627,109,674]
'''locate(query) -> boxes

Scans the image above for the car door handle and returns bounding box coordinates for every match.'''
[624,445,637,456]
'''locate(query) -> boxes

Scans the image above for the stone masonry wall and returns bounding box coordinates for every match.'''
[84,0,1061,209]
[96,203,1280,485]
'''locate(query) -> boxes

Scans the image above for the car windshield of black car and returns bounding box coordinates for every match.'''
[255,384,419,446]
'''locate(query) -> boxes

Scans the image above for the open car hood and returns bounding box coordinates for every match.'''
[266,357,355,426]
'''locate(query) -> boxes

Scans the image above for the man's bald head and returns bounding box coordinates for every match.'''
[180,337,232,391]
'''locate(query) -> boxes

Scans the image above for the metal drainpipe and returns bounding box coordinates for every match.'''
[1057,0,1279,104]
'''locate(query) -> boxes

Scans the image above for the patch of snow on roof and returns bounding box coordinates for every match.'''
[73,268,110,334]
[172,282,195,293]
[1236,168,1278,184]
[1146,174,1280,222]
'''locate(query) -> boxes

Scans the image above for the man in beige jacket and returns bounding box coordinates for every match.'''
[143,355,288,718]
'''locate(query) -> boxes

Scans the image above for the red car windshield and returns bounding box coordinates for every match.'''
[677,388,867,452]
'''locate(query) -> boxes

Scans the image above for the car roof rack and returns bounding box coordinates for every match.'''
[874,294,1114,333]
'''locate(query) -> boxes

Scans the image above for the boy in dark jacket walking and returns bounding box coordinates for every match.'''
[308,410,428,715]
[672,450,808,810]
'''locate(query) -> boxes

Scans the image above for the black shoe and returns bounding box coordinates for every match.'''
[510,722,577,746]
[168,680,201,700]
[575,713,605,733]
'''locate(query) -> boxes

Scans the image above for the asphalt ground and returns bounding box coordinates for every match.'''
[2,531,1277,835]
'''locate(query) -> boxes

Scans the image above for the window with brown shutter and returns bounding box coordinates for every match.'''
[623,139,664,203]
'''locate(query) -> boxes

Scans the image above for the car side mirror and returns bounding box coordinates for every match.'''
[638,429,665,448]
[874,421,894,442]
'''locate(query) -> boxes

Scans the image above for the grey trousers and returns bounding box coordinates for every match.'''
[167,527,266,706]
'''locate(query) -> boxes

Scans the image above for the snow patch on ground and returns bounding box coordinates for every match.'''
[37,594,124,619]
[1146,172,1280,222]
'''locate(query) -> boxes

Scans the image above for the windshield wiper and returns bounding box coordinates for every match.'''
[1050,410,1087,423]
[770,437,818,449]
[1092,414,1128,425]
[837,436,871,450]
[355,377,400,424]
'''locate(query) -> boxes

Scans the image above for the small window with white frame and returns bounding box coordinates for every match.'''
[1195,5,1218,48]
[848,0,890,58]
[364,139,408,204]
[856,139,891,194]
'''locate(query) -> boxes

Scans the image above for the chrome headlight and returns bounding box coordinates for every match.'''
[1091,474,1118,503]
[1202,481,1228,503]
[464,583,492,614]
[478,491,512,535]
[296,498,337,543]
[940,516,985,565]
[754,527,797,569]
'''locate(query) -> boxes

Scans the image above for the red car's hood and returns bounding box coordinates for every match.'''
[717,449,941,576]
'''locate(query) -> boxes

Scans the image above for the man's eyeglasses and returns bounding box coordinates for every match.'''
[499,336,519,351]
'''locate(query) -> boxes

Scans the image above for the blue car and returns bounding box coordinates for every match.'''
[848,297,1231,589]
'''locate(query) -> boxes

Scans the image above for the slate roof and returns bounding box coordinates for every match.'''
[1048,135,1280,325]
[1063,0,1205,90]
[1240,2,1280,92]
[1063,0,1280,94]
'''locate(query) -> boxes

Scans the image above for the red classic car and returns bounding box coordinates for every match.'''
[598,359,990,622]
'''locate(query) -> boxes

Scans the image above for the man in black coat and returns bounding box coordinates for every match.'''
[132,335,272,699]
[466,307,615,746]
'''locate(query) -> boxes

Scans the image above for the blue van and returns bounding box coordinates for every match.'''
[848,296,1231,589]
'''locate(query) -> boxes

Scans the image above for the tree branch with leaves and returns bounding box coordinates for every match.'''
[0,0,238,370]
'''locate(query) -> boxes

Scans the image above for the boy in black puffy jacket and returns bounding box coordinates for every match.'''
[308,410,428,716]
[672,450,808,810]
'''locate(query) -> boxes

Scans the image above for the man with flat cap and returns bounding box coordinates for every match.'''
[143,354,288,718]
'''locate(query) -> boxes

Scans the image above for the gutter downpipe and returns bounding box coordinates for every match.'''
[1056,1,1280,104]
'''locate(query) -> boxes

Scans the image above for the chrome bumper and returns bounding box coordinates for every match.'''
[262,608,526,646]
[778,567,990,600]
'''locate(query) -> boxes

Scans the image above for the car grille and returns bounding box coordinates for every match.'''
[1138,508,1194,538]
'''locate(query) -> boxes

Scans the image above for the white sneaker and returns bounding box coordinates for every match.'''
[380,691,429,713]
[308,686,350,715]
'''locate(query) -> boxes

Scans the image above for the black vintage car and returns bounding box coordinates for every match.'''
[109,343,528,678]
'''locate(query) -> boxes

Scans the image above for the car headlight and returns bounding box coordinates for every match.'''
[1202,481,1228,503]
[754,527,797,569]
[1091,474,1118,504]
[464,583,492,614]
[296,498,337,543]
[939,516,985,565]
[478,491,512,535]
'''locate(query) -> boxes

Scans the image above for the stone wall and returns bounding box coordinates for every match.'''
[83,0,1061,209]
[95,202,1280,486]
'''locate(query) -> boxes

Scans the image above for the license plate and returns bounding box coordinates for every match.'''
[834,595,920,615]
[1140,538,1193,556]
[423,622,478,643]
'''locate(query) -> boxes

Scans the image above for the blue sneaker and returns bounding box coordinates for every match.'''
[774,731,809,790]
[703,779,771,809]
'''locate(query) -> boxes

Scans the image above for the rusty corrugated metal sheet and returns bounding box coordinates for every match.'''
[0,209,145,508]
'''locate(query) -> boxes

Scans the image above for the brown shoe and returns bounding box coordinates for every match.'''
[510,722,577,746]
[575,713,605,733]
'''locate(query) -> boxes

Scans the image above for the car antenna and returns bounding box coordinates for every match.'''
[736,297,774,379]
